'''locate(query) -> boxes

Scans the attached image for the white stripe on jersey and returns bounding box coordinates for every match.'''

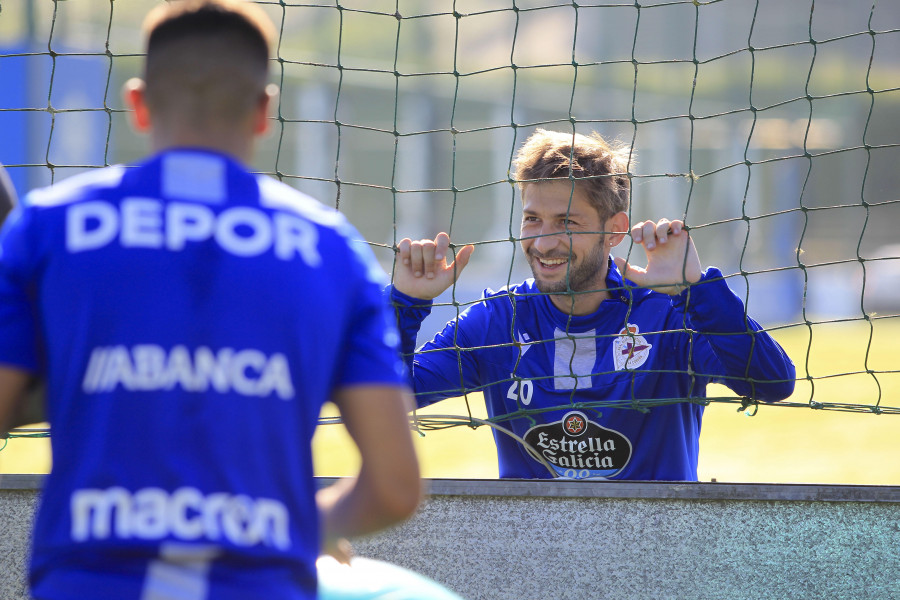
[141,543,221,600]
[553,328,596,390]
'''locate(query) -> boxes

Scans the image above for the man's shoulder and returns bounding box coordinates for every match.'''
[475,279,538,306]
[621,283,674,305]
[256,176,345,229]
[25,166,127,208]
[480,278,536,299]
[468,280,542,323]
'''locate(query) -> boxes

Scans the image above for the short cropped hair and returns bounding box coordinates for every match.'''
[513,129,632,221]
[141,0,275,124]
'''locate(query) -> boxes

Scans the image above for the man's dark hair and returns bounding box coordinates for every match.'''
[146,0,272,73]
[141,0,275,123]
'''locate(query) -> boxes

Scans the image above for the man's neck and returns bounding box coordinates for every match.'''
[548,288,610,316]
[151,125,254,165]
[545,257,614,316]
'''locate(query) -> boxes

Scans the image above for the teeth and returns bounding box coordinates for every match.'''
[539,258,567,266]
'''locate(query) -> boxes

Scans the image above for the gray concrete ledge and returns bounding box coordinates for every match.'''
[11,474,900,502]
[3,477,900,599]
[0,474,45,490]
[326,476,900,503]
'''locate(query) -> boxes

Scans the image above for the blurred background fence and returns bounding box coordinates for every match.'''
[2,0,900,481]
[3,1,899,325]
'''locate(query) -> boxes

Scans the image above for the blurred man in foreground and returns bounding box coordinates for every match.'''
[0,1,420,598]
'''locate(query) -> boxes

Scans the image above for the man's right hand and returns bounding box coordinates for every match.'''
[393,233,474,300]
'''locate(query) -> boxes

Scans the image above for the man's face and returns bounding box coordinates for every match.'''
[520,180,609,295]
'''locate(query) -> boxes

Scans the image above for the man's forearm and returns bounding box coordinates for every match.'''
[681,269,796,401]
[321,384,421,552]
[317,473,421,551]
[389,284,433,358]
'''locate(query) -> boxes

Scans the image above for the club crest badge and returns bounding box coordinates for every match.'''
[613,324,652,371]
[523,410,632,479]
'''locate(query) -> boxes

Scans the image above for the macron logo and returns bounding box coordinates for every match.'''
[71,486,291,549]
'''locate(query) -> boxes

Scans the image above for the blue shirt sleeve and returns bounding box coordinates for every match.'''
[389,285,485,407]
[0,204,40,372]
[674,267,796,402]
[389,286,432,367]
[334,236,408,389]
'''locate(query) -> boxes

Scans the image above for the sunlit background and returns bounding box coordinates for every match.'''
[1,0,899,483]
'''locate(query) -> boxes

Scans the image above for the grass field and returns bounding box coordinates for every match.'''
[2,317,899,484]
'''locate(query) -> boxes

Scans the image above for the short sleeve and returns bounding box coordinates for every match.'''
[0,206,40,372]
[333,233,407,389]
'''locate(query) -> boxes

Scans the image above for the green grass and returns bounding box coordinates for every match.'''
[3,317,899,484]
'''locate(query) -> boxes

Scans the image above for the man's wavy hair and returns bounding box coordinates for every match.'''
[513,128,633,221]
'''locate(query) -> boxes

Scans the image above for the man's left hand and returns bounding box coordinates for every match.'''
[613,219,702,295]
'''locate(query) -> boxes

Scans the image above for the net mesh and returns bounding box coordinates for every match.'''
[1,1,899,447]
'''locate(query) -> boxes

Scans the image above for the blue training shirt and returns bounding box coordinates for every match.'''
[391,261,795,481]
[0,149,407,600]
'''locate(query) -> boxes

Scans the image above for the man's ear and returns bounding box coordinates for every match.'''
[606,211,630,247]
[123,78,152,132]
[253,84,279,136]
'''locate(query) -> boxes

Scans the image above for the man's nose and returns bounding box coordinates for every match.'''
[533,224,566,254]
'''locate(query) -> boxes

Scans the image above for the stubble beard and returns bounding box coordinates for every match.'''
[528,235,607,295]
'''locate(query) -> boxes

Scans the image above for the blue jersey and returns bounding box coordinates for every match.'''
[392,261,795,481]
[0,149,407,600]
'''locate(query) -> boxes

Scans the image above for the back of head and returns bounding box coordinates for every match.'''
[142,0,275,129]
[513,128,632,220]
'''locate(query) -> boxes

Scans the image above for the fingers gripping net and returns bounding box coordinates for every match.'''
[1,1,899,452]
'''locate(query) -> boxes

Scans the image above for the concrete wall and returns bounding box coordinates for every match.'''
[3,476,900,599]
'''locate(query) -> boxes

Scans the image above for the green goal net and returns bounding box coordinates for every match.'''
[1,0,899,454]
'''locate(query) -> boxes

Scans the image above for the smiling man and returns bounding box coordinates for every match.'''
[390,127,795,481]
